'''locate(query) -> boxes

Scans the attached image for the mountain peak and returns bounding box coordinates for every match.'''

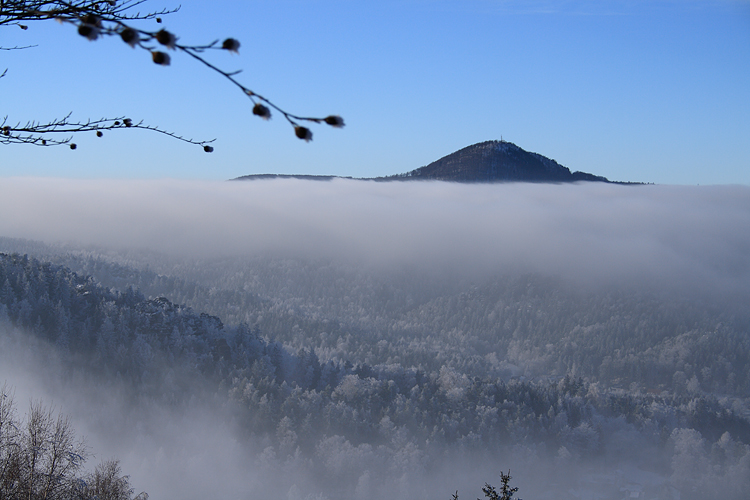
[393,140,609,183]
[232,140,617,184]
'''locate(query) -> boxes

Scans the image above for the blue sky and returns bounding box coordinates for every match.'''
[1,0,749,184]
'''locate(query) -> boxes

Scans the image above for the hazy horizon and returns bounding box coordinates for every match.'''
[0,178,747,295]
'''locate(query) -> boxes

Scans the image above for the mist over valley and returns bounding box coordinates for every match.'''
[1,178,749,500]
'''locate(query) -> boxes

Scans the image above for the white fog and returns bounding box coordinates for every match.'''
[0,178,748,293]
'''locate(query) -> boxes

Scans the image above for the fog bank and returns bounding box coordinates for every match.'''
[1,178,748,296]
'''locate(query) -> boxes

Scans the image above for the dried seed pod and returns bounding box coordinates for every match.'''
[155,29,176,49]
[78,23,99,41]
[324,115,345,128]
[252,103,271,120]
[120,28,139,48]
[294,126,312,142]
[151,51,171,66]
[81,14,101,27]
[222,38,240,53]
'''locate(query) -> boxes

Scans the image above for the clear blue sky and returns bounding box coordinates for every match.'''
[1,0,749,184]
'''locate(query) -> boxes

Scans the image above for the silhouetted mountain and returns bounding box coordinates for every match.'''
[383,140,610,183]
[233,140,620,183]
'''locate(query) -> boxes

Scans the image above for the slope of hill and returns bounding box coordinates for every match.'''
[2,242,749,500]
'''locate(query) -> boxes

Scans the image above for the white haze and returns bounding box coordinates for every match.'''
[0,178,748,297]
[0,328,265,499]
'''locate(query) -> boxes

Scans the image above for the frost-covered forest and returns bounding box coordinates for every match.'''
[1,180,749,500]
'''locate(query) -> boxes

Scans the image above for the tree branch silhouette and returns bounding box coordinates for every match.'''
[1,113,214,150]
[1,1,344,151]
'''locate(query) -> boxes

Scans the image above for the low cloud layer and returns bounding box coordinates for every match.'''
[0,178,748,296]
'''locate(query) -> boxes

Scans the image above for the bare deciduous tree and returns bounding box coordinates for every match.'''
[77,459,148,500]
[0,384,144,500]
[0,386,22,498]
[1,1,344,151]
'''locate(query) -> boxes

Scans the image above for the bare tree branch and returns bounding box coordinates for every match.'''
[1,114,216,150]
[1,0,344,152]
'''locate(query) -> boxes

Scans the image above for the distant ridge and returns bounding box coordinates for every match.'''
[232,173,349,181]
[233,141,622,183]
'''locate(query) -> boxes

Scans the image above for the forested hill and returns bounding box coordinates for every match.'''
[384,141,612,183]
[0,252,306,395]
[2,250,750,499]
